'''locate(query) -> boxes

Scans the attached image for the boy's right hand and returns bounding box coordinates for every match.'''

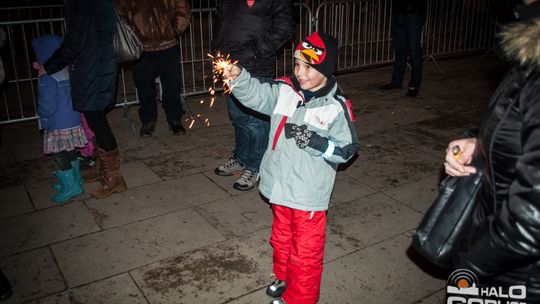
[223,64,241,80]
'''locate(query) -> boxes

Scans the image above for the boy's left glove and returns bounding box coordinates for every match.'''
[284,123,328,151]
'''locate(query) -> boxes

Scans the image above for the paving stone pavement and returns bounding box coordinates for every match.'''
[0,55,507,304]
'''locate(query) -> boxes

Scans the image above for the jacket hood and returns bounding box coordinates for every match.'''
[500,17,540,67]
[32,35,63,64]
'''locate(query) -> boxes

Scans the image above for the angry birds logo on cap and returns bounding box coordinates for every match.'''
[295,32,327,65]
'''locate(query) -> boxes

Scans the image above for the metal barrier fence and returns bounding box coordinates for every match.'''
[0,0,496,125]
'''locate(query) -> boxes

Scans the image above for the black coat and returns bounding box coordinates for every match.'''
[392,0,427,15]
[44,0,117,112]
[454,20,540,300]
[212,0,296,78]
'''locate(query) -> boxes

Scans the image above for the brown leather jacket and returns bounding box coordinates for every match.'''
[115,0,191,52]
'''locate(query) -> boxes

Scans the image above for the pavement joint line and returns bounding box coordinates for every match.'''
[409,287,446,304]
[128,271,152,304]
[322,231,413,266]
[80,195,233,231]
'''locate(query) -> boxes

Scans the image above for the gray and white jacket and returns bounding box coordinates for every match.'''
[229,68,359,211]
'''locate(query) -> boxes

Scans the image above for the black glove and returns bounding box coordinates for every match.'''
[284,123,330,153]
[284,123,312,149]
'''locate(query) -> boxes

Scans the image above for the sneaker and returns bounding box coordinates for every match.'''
[140,121,156,138]
[378,83,402,90]
[405,87,419,97]
[266,280,286,298]
[269,298,287,304]
[233,169,259,191]
[215,157,244,176]
[77,153,96,168]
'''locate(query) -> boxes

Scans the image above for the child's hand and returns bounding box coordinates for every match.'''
[223,64,241,81]
[284,123,313,149]
[32,61,46,77]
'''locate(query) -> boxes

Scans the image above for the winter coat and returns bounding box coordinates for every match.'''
[115,0,191,52]
[32,35,80,131]
[392,0,427,15]
[43,0,117,112]
[453,18,540,300]
[230,69,359,211]
[212,0,296,78]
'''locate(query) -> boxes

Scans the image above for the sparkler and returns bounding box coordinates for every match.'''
[208,52,238,94]
[184,52,237,130]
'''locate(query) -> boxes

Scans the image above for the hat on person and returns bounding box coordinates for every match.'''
[294,32,338,78]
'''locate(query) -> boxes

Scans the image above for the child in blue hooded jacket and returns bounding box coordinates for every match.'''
[32,35,87,203]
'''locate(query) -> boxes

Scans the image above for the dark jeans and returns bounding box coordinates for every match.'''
[390,14,426,89]
[227,76,271,172]
[133,45,184,124]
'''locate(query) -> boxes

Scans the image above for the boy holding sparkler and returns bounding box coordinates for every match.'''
[220,32,358,304]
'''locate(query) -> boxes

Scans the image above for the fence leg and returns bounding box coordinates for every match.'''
[122,102,138,134]
[424,55,445,74]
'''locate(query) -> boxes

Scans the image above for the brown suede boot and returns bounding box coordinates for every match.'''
[81,149,102,182]
[90,148,127,199]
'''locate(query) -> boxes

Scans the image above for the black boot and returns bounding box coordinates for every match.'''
[0,270,12,300]
[169,119,186,135]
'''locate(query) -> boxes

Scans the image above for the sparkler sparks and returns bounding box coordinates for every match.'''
[208,52,237,94]
[184,52,237,130]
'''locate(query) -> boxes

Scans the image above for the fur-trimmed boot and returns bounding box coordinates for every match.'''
[81,148,102,183]
[90,148,127,199]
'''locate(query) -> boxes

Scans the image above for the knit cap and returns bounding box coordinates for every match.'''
[294,32,338,78]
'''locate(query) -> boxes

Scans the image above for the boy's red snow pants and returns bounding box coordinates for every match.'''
[270,204,327,304]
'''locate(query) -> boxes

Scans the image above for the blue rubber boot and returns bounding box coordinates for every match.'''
[52,166,84,204]
[53,160,83,191]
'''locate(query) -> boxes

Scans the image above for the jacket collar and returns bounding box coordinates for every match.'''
[501,17,540,68]
[290,76,337,100]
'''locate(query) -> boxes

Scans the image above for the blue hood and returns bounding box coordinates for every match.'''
[32,35,63,64]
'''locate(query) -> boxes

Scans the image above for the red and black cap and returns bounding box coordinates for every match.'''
[294,32,338,78]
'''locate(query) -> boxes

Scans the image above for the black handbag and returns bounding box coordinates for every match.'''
[411,169,483,268]
[114,8,143,63]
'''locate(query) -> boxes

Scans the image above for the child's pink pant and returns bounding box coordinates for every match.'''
[270,204,326,304]
[78,113,95,157]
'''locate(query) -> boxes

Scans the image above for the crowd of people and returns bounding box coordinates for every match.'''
[1,0,540,303]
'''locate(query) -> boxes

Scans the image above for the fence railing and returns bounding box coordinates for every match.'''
[0,0,496,125]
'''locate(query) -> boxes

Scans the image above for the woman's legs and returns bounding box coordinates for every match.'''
[82,110,117,152]
[81,110,125,199]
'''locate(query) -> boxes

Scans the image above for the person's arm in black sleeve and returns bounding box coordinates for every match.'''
[43,0,90,74]
[454,79,540,277]
[210,2,223,52]
[252,0,296,58]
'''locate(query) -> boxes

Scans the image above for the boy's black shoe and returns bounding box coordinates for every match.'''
[169,120,186,136]
[378,83,402,90]
[77,153,96,168]
[0,270,12,300]
[266,280,286,298]
[140,121,156,138]
[405,87,419,97]
[269,298,287,304]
